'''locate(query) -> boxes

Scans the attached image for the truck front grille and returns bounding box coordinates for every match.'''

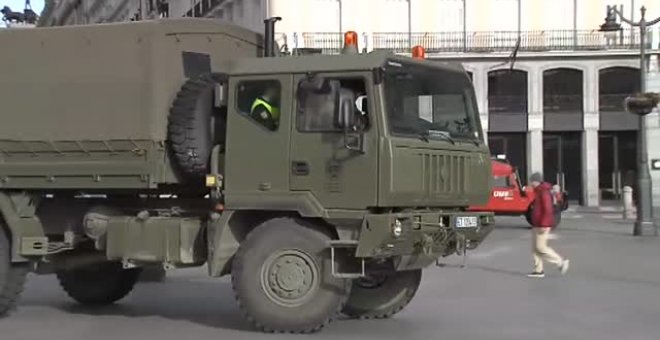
[420,152,469,196]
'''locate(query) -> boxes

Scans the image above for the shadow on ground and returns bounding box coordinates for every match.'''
[19,273,404,336]
[21,276,255,332]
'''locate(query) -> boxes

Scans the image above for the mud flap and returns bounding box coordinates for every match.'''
[207,210,236,277]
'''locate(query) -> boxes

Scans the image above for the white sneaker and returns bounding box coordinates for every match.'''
[527,271,545,278]
[560,259,570,275]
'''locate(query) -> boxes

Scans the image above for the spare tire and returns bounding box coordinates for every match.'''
[167,74,226,178]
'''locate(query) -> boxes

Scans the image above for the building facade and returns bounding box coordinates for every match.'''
[36,0,660,207]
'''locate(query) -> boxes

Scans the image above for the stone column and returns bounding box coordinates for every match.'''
[527,128,543,179]
[582,128,600,206]
[645,68,660,207]
[480,112,489,144]
[646,118,660,207]
[527,66,543,177]
[582,64,600,207]
[472,63,489,142]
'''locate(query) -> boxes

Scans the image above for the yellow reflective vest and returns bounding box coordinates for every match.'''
[251,98,280,121]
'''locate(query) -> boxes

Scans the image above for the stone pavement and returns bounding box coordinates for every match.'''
[3,215,660,340]
[563,202,660,225]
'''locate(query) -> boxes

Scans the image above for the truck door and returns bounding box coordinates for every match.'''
[289,73,379,210]
[223,74,293,202]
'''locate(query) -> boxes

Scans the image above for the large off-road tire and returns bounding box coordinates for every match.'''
[167,74,225,178]
[56,261,141,306]
[231,218,350,334]
[0,226,29,317]
[342,269,422,319]
[138,265,166,282]
[525,207,533,227]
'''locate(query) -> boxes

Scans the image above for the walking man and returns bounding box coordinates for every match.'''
[527,172,570,278]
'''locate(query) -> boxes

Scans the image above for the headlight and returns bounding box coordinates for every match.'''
[392,219,403,237]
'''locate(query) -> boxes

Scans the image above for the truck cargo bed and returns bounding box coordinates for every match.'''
[0,18,260,189]
[0,139,163,189]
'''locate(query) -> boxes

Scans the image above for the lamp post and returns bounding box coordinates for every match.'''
[599,5,660,236]
[407,0,412,49]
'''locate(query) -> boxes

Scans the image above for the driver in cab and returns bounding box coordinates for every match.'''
[250,84,281,131]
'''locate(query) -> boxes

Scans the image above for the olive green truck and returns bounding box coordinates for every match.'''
[0,17,494,333]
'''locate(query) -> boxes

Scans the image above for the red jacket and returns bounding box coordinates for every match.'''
[531,182,555,228]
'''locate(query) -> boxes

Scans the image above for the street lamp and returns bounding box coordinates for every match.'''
[600,5,660,236]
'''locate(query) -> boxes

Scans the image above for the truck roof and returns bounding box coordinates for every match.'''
[3,17,262,50]
[225,50,468,76]
[5,17,467,77]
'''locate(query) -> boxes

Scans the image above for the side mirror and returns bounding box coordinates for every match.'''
[336,89,364,153]
[337,89,356,130]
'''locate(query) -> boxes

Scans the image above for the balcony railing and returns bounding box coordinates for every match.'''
[373,29,654,53]
[187,0,226,18]
[486,94,640,114]
[372,32,464,53]
[488,95,527,114]
[294,28,656,54]
[301,32,344,54]
[599,93,631,112]
[543,94,583,113]
[488,95,592,114]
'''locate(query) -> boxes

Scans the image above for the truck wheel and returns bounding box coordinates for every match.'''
[138,265,166,282]
[231,218,350,333]
[56,262,141,306]
[342,269,422,319]
[168,74,225,178]
[0,227,29,317]
[525,208,533,227]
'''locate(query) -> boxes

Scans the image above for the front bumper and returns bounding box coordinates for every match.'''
[354,210,495,264]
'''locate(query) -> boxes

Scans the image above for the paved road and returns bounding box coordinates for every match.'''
[4,214,660,340]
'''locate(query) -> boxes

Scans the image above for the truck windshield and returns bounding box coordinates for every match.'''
[383,61,480,141]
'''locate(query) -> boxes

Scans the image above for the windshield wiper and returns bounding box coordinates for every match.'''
[418,130,430,143]
[427,130,456,145]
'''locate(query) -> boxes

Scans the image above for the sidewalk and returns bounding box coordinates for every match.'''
[563,201,660,223]
[565,200,626,213]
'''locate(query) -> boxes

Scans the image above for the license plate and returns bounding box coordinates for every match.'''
[455,216,478,228]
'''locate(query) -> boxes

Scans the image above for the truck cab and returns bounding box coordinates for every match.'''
[468,156,568,226]
[221,48,492,213]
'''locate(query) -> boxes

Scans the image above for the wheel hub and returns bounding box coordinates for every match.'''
[261,250,318,307]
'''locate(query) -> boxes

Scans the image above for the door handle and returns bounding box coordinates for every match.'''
[292,161,310,176]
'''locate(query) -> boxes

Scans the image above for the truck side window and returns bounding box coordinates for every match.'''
[236,80,282,131]
[297,78,369,132]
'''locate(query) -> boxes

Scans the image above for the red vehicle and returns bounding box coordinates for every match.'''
[469,157,568,227]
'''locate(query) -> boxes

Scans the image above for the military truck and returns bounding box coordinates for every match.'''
[0,17,494,333]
